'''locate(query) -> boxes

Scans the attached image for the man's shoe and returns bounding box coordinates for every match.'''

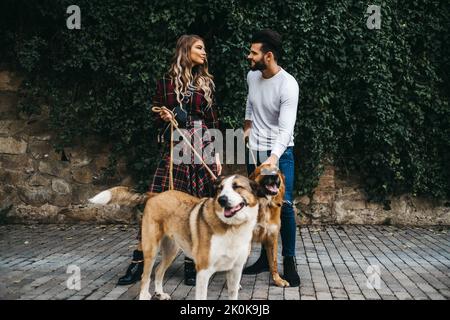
[283,256,300,287]
[243,248,269,274]
[117,250,144,286]
[184,258,196,286]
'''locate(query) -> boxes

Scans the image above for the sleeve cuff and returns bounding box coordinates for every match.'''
[270,145,285,159]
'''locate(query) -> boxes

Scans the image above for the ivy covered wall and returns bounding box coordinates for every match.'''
[1,0,448,201]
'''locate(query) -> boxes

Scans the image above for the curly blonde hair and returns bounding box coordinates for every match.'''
[168,35,215,109]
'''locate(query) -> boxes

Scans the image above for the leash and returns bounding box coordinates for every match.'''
[246,140,258,166]
[245,137,291,206]
[152,106,217,189]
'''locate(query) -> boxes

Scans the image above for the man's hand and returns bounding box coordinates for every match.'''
[243,120,252,145]
[262,154,279,166]
[244,130,250,144]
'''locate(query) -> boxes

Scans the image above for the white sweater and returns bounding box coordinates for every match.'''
[245,68,299,158]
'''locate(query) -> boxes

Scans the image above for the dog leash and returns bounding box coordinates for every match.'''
[246,138,258,166]
[152,106,218,189]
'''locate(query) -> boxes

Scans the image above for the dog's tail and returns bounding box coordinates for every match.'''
[88,186,156,206]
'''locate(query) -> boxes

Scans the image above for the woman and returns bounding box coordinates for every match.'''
[117,35,222,287]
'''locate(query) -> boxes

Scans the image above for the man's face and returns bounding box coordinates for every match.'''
[247,43,267,71]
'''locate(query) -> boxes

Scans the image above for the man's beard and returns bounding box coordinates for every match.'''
[249,59,267,71]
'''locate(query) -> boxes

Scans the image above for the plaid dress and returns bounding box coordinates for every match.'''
[148,76,219,198]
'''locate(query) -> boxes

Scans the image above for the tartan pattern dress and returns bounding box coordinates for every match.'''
[148,76,219,198]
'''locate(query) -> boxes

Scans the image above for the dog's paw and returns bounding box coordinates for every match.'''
[154,292,171,300]
[273,275,290,288]
[139,291,152,300]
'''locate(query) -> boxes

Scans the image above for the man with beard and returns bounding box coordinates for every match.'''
[242,29,300,287]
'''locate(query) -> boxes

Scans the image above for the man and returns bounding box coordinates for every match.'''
[243,29,300,287]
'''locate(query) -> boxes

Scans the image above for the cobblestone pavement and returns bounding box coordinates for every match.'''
[0,224,449,300]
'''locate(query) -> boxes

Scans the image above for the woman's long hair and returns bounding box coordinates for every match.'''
[168,35,215,109]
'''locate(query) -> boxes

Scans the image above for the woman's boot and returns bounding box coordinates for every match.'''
[184,257,196,286]
[117,250,144,286]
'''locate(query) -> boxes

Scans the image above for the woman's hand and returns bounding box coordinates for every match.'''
[160,109,173,122]
[215,153,222,176]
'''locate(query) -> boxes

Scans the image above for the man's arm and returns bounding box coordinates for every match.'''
[265,79,299,165]
[244,79,253,143]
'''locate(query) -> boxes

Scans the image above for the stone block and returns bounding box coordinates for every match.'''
[0,71,23,91]
[0,154,34,171]
[17,185,54,206]
[0,120,25,135]
[38,160,70,179]
[28,140,60,160]
[0,137,27,154]
[27,174,51,187]
[12,203,60,223]
[0,93,18,119]
[51,178,71,194]
[296,195,310,206]
[64,146,93,167]
[72,166,94,184]
[312,190,335,204]
[0,168,30,185]
[342,200,366,210]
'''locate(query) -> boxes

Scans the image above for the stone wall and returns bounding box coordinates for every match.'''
[1,70,449,225]
[296,165,450,226]
[0,70,138,224]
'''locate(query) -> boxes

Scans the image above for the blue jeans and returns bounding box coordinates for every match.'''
[246,147,296,257]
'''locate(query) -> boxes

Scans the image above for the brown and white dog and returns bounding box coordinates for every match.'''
[89,175,263,300]
[250,163,290,287]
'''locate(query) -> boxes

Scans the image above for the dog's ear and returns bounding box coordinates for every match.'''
[212,175,225,194]
[280,172,286,184]
[250,179,266,198]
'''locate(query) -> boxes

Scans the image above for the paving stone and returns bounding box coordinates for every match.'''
[1,225,449,300]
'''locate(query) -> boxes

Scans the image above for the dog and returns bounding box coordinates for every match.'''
[89,174,263,300]
[249,163,290,287]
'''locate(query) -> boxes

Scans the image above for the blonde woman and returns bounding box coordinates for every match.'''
[117,35,222,287]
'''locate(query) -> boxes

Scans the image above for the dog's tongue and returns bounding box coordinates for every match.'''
[224,203,243,218]
[266,184,279,193]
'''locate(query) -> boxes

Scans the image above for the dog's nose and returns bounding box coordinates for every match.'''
[218,195,228,207]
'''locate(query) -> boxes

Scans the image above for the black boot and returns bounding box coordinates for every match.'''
[243,247,269,274]
[283,256,300,287]
[184,257,196,286]
[117,250,144,286]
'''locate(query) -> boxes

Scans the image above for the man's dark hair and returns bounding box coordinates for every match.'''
[251,29,282,61]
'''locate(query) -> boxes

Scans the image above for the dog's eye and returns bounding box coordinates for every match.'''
[232,183,242,189]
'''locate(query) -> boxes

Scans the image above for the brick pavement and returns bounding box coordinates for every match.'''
[0,224,448,300]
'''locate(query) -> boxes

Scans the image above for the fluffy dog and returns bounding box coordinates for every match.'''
[89,175,263,300]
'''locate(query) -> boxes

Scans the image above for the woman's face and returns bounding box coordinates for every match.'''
[190,40,206,66]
